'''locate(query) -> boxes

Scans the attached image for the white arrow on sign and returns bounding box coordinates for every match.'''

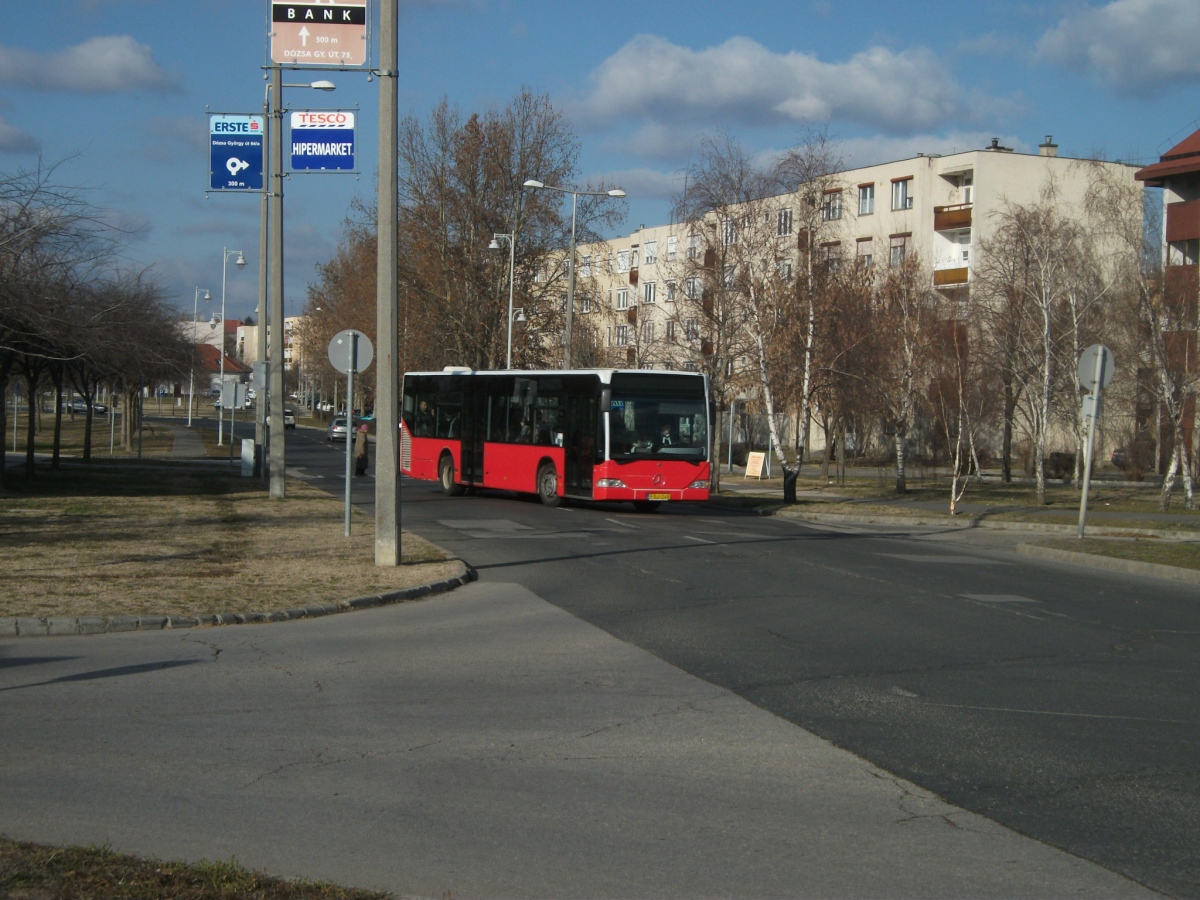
[298,26,310,46]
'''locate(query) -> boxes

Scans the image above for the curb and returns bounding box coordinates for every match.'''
[719,501,1200,542]
[1016,544,1200,585]
[0,562,478,639]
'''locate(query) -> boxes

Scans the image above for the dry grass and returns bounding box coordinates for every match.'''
[0,837,392,899]
[1041,537,1200,571]
[0,464,462,619]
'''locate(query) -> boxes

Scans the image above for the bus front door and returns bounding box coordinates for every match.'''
[564,394,598,496]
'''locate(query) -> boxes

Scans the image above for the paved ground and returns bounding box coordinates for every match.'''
[0,582,1160,899]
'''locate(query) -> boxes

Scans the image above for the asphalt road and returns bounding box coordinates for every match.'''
[3,424,1195,897]
[317,434,1197,899]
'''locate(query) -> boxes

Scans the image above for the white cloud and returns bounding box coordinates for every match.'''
[0,36,176,92]
[1037,0,1200,94]
[591,167,685,204]
[574,35,968,135]
[0,114,39,153]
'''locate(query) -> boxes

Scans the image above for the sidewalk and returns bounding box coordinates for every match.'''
[0,582,1158,899]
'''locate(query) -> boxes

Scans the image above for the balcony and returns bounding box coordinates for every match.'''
[933,267,969,287]
[934,203,972,231]
[1166,199,1200,244]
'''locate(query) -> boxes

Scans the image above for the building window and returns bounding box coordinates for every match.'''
[777,208,793,236]
[684,318,699,341]
[579,255,592,277]
[580,293,592,314]
[687,234,701,259]
[685,276,701,299]
[859,184,874,215]
[630,248,639,269]
[857,238,873,267]
[821,242,842,272]
[891,178,913,210]
[821,191,842,221]
[667,235,678,260]
[615,325,628,346]
[666,280,677,302]
[723,264,736,288]
[682,360,698,371]
[889,233,911,266]
[666,320,676,341]
[616,288,629,310]
[641,321,654,342]
[777,259,793,279]
[643,281,656,304]
[617,250,630,273]
[644,241,657,264]
[722,218,738,245]
[1169,239,1199,266]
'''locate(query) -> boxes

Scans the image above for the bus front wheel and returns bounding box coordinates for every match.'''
[439,455,465,496]
[537,463,561,507]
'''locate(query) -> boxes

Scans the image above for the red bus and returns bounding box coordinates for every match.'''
[401,368,711,511]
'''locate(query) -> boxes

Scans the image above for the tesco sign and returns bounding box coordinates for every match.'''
[289,110,356,173]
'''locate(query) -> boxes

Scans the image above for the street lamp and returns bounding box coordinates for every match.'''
[188,287,211,427]
[488,233,518,368]
[523,179,626,368]
[218,247,246,446]
[261,74,338,495]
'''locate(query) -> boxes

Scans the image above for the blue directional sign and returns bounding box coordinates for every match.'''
[209,114,264,191]
[289,110,356,172]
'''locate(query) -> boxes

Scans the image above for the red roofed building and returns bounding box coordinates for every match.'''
[1135,129,1200,471]
[193,343,250,394]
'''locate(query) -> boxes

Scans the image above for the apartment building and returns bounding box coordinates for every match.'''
[578,137,1138,371]
[236,316,306,371]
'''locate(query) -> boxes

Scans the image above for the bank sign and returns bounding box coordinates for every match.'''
[209,114,264,191]
[289,111,356,172]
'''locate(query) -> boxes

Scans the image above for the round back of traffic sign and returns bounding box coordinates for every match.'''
[327,329,373,375]
[1077,344,1114,393]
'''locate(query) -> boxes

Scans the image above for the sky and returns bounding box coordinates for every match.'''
[3,0,1199,324]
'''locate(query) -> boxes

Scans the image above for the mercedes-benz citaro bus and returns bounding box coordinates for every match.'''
[401,367,711,511]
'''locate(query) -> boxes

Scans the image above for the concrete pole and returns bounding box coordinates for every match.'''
[268,66,286,499]
[257,89,269,481]
[374,0,401,565]
[565,193,577,369]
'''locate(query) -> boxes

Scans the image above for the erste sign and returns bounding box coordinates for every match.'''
[209,114,264,191]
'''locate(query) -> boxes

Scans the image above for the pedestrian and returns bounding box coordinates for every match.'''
[354,423,369,476]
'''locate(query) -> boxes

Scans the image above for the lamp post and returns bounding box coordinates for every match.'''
[488,233,517,368]
[262,74,337,494]
[523,179,625,368]
[188,287,211,427]
[218,247,246,446]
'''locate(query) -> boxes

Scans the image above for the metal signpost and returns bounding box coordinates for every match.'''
[289,110,356,171]
[328,330,373,536]
[208,115,265,192]
[1077,344,1115,538]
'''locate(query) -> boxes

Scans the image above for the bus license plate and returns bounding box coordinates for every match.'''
[648,493,670,501]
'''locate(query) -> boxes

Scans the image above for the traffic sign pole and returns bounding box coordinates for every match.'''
[1078,345,1112,539]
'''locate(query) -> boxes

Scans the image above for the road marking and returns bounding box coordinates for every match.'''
[963,593,1039,603]
[606,518,640,529]
[438,520,531,532]
[684,535,715,544]
[877,553,1011,565]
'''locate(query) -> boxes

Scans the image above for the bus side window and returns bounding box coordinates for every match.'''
[436,393,462,439]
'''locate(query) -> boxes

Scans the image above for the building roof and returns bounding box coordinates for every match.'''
[1135,128,1200,185]
[194,343,250,375]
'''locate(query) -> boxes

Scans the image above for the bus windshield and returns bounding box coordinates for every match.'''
[607,374,708,462]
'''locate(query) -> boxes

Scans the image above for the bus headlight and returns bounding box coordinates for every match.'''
[596,478,627,489]
[689,480,709,490]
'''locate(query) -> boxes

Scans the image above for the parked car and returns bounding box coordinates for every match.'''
[62,399,106,415]
[328,418,349,441]
[266,409,297,429]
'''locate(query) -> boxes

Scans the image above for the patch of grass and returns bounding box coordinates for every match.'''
[0,837,391,899]
[0,464,459,619]
[1041,538,1200,571]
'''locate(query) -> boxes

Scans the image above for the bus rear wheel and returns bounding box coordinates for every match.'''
[633,500,661,513]
[537,463,561,507]
[439,455,465,496]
